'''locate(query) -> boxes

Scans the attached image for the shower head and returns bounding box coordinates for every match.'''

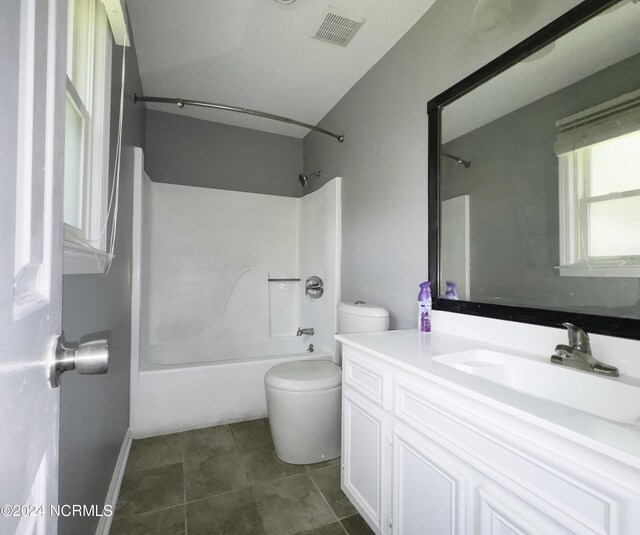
[299,170,322,186]
[443,153,472,168]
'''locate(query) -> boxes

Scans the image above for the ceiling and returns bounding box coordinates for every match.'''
[443,1,640,142]
[127,0,437,138]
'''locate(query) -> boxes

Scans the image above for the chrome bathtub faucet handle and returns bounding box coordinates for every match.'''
[305,276,324,299]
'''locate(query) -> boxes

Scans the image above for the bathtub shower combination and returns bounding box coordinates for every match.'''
[128,147,341,436]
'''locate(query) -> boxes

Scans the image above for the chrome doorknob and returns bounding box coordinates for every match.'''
[50,331,110,387]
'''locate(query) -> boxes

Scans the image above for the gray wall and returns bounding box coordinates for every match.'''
[442,53,640,318]
[145,109,303,197]
[303,0,583,329]
[58,22,146,535]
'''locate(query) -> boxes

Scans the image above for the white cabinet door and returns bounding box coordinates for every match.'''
[392,424,469,535]
[342,388,389,534]
[475,477,572,535]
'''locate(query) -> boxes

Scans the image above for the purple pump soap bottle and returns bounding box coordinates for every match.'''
[418,281,432,332]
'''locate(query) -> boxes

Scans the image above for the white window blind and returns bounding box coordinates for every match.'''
[554,89,640,155]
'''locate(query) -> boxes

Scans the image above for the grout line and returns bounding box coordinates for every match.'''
[181,434,188,535]
[184,488,244,507]
[337,518,350,534]
[246,470,308,491]
[307,467,341,528]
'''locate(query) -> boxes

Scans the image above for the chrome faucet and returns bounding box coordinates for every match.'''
[550,323,619,377]
[297,327,314,336]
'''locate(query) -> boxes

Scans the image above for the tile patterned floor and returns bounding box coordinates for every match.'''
[110,418,374,535]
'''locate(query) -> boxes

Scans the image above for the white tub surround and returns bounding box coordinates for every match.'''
[336,327,640,535]
[299,177,342,359]
[141,172,341,367]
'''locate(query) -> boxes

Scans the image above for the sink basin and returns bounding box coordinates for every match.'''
[433,349,640,425]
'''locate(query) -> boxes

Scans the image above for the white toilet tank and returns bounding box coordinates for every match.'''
[337,301,390,333]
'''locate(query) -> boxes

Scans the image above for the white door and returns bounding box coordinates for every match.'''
[1,0,66,533]
[342,389,388,534]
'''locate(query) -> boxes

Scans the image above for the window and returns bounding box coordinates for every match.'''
[64,0,112,273]
[556,90,640,277]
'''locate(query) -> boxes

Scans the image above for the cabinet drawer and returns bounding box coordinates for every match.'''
[393,377,636,535]
[343,347,390,409]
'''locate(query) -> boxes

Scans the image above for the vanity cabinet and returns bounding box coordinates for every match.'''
[340,345,640,535]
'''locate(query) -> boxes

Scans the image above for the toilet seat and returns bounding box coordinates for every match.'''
[265,360,341,392]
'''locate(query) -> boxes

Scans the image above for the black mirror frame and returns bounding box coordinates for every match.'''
[427,0,640,340]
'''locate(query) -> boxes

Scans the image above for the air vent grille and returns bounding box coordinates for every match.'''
[313,10,364,47]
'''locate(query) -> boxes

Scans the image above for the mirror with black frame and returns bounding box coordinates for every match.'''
[428,0,640,338]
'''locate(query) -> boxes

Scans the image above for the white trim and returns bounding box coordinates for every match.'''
[63,0,112,264]
[86,3,112,252]
[333,176,342,363]
[101,0,130,47]
[63,240,111,274]
[557,264,640,278]
[95,428,132,535]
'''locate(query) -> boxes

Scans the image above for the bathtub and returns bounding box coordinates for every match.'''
[128,146,341,438]
[131,351,333,438]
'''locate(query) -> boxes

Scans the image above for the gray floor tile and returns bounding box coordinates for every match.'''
[340,514,375,535]
[241,445,306,483]
[306,457,341,471]
[295,522,346,535]
[127,434,183,472]
[252,474,336,535]
[116,463,184,518]
[310,465,356,519]
[183,425,236,464]
[110,505,185,535]
[184,450,249,501]
[186,488,266,535]
[230,418,273,450]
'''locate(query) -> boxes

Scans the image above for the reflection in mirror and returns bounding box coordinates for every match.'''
[439,0,640,320]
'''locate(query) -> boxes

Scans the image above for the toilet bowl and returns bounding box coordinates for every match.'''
[265,301,390,465]
[265,360,342,464]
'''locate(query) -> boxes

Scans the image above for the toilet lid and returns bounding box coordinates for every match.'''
[265,360,342,392]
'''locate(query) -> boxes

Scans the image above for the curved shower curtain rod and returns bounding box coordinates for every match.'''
[133,94,344,143]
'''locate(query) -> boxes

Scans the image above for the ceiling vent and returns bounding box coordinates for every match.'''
[313,8,365,47]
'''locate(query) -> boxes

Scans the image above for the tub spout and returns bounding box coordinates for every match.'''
[297,327,314,336]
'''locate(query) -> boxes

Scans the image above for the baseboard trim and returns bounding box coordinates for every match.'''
[95,429,132,535]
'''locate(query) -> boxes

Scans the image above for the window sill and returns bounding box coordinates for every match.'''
[557,263,640,278]
[63,240,111,275]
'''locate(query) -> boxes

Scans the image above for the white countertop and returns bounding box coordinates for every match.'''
[336,329,640,470]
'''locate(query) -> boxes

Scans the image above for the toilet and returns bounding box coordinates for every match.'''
[265,301,390,464]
